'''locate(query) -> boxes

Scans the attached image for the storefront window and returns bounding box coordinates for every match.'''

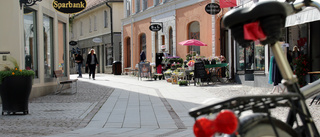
[288,24,308,56]
[43,15,54,79]
[254,42,265,71]
[58,21,67,76]
[106,44,113,65]
[245,45,254,70]
[23,8,38,78]
[236,42,265,71]
[236,45,245,71]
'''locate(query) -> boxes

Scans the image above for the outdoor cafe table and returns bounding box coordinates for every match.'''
[205,63,228,83]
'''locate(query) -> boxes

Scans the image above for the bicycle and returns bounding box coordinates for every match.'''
[189,0,320,137]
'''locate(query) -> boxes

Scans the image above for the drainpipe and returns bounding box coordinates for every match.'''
[106,1,114,63]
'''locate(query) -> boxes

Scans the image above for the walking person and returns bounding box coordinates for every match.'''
[86,49,99,80]
[75,53,83,78]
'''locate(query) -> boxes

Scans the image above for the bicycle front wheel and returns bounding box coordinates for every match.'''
[226,114,299,137]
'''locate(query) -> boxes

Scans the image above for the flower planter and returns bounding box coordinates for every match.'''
[178,80,188,86]
[0,76,33,115]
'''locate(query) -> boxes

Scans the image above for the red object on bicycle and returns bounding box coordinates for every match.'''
[193,110,238,137]
[193,118,215,137]
[243,21,266,41]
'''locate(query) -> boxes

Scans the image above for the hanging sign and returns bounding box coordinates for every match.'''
[205,3,221,15]
[69,41,77,46]
[149,24,162,32]
[53,0,87,14]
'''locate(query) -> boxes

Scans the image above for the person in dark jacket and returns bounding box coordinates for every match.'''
[86,49,99,80]
[75,53,84,78]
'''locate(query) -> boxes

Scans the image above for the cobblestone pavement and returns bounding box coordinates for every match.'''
[0,74,319,137]
[0,81,114,137]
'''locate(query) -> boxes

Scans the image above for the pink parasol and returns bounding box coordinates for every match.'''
[178,39,207,46]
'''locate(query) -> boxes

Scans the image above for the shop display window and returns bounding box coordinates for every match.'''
[23,8,38,78]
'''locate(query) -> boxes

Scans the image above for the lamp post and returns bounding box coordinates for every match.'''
[106,1,114,64]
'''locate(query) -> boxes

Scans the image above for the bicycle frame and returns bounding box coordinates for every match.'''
[189,0,320,137]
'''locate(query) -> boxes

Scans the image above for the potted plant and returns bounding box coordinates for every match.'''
[0,55,35,115]
[178,80,188,86]
[163,69,172,79]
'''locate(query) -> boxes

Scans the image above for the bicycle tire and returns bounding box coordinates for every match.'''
[225,114,299,137]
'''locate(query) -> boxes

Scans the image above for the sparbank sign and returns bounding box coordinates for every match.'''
[53,0,87,14]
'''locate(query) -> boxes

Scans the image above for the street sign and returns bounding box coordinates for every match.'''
[149,24,162,32]
[205,3,221,15]
[69,41,77,46]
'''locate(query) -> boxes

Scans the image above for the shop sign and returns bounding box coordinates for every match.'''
[205,3,221,15]
[52,0,87,14]
[69,41,77,46]
[149,24,162,32]
[92,38,102,43]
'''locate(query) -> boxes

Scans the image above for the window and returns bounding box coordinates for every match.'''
[143,0,148,10]
[104,10,108,28]
[94,16,97,31]
[43,15,54,79]
[154,0,160,5]
[126,38,131,67]
[140,33,146,58]
[161,35,165,45]
[136,0,140,13]
[106,44,113,65]
[236,42,265,71]
[58,21,67,76]
[188,21,200,55]
[254,42,265,71]
[23,8,38,78]
[236,45,245,71]
[126,0,131,16]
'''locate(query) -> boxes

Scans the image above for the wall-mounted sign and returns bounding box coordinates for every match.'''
[92,38,102,43]
[149,24,162,32]
[53,0,86,14]
[69,41,77,46]
[205,3,221,15]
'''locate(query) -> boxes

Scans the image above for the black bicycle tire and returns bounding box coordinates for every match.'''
[225,114,300,137]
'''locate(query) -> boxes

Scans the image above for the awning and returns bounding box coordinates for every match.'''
[285,7,320,27]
